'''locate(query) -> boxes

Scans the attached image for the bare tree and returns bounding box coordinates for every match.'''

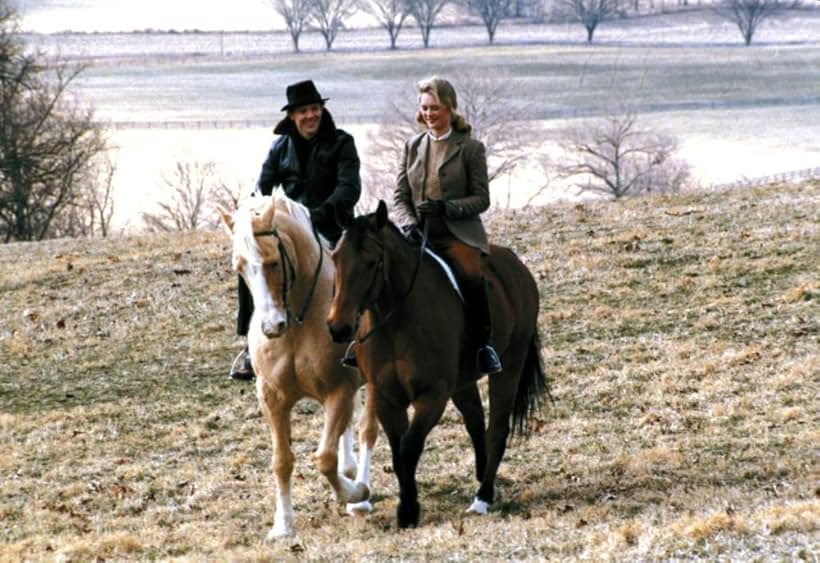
[361,71,537,211]
[557,0,619,42]
[469,0,514,44]
[141,159,222,232]
[362,0,409,49]
[309,0,358,51]
[713,0,800,46]
[558,109,690,199]
[79,151,117,238]
[52,151,118,238]
[266,0,311,52]
[404,0,450,48]
[0,3,107,242]
[213,175,253,213]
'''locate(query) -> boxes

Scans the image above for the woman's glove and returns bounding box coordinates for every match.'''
[417,199,446,219]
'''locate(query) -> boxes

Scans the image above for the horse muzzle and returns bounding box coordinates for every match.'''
[327,321,352,343]
[261,318,287,339]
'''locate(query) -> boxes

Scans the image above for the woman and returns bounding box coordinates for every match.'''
[393,76,502,374]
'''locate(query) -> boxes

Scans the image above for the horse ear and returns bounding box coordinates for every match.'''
[375,200,388,229]
[217,205,234,233]
[261,197,276,228]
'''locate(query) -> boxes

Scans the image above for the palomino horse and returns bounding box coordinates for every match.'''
[219,193,378,540]
[327,201,547,528]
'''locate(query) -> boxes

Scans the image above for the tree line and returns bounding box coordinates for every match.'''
[266,0,805,50]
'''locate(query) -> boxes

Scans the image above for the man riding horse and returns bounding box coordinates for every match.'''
[229,80,361,380]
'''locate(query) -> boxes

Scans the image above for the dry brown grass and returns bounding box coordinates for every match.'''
[1,181,817,560]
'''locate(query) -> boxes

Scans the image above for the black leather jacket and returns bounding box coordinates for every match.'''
[257,109,360,244]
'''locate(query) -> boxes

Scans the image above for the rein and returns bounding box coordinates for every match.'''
[253,221,324,325]
[355,222,428,344]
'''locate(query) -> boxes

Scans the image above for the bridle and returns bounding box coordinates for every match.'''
[352,223,428,344]
[252,221,324,325]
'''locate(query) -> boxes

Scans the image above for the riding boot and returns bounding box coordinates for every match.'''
[230,278,256,381]
[229,345,255,381]
[472,280,502,374]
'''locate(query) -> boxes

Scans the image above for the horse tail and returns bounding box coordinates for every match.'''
[511,331,552,439]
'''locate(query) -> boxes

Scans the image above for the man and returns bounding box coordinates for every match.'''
[229,80,361,381]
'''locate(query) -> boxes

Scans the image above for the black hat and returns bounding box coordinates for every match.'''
[281,80,329,112]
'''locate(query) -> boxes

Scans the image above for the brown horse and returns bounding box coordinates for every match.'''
[327,201,547,528]
[219,193,378,540]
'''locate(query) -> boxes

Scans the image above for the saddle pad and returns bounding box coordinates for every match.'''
[424,248,465,303]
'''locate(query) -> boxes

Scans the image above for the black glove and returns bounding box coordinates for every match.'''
[310,204,332,226]
[417,199,446,219]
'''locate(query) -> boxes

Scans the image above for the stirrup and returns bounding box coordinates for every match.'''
[477,345,502,374]
[229,348,255,381]
[341,341,358,369]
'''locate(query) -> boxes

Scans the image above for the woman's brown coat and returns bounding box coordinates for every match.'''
[393,130,491,254]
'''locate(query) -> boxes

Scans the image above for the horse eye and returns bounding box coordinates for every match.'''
[268,261,278,270]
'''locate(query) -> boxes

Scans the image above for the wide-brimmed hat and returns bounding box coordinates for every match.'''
[281,80,329,112]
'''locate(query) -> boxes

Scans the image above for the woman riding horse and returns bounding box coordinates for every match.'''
[393,76,502,375]
[327,76,547,528]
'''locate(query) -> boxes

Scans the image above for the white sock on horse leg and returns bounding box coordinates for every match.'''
[466,497,489,515]
[338,427,357,478]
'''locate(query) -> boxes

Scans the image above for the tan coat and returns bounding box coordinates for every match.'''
[393,130,491,254]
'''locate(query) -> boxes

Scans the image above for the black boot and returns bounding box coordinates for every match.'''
[477,344,502,374]
[229,346,255,381]
[473,280,502,374]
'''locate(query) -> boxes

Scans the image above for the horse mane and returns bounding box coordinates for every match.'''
[233,189,321,265]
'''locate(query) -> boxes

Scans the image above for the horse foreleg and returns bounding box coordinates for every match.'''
[338,425,357,479]
[347,382,379,515]
[375,389,409,506]
[258,388,296,540]
[394,386,450,528]
[317,388,370,505]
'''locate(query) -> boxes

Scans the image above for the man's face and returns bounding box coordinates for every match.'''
[289,103,323,140]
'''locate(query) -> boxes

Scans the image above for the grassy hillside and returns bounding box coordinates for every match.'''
[0,182,817,559]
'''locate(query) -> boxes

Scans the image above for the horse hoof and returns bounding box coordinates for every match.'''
[338,481,370,504]
[466,497,489,515]
[266,522,294,541]
[346,500,373,515]
[397,501,420,528]
[351,482,370,503]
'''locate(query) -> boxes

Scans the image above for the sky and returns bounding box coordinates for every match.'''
[12,0,281,33]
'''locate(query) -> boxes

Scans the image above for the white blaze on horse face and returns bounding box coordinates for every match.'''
[242,240,288,339]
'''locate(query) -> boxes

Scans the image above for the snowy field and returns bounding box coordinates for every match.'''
[20,10,819,232]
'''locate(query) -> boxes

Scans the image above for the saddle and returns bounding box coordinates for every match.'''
[424,248,464,303]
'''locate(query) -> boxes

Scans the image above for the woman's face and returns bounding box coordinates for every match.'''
[419,92,452,136]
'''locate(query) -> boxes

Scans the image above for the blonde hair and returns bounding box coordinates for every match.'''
[414,76,472,134]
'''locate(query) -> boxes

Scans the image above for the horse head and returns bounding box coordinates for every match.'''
[219,195,306,339]
[327,200,392,343]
